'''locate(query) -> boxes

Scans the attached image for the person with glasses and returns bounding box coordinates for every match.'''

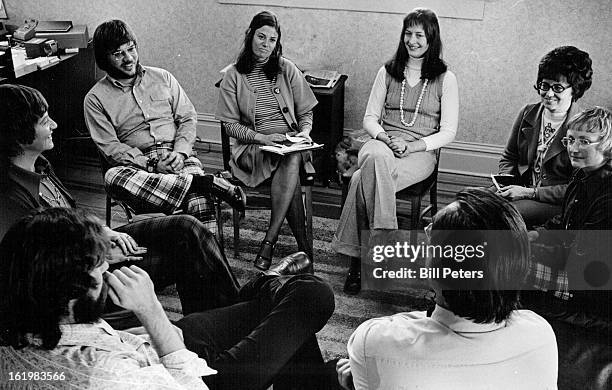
[523,106,612,389]
[84,20,246,233]
[498,46,593,227]
[337,188,557,390]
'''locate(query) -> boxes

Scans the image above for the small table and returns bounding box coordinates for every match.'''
[310,74,348,186]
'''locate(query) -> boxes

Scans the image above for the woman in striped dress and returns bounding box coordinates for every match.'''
[332,8,459,294]
[216,11,318,270]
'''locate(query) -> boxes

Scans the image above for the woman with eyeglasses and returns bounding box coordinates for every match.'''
[497,46,593,227]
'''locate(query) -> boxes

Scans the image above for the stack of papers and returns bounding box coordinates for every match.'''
[260,135,324,155]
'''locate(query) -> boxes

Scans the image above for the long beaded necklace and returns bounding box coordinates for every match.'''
[399,75,429,128]
[39,176,67,207]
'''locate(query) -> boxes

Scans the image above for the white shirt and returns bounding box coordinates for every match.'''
[363,60,459,151]
[348,305,558,390]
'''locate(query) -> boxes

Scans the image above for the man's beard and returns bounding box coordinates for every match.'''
[73,282,108,324]
[105,60,139,80]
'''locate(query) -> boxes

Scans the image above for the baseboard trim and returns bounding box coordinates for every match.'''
[197,114,504,180]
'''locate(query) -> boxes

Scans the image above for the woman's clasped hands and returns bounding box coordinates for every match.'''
[388,135,410,157]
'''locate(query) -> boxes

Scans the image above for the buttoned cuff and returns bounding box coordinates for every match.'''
[160,348,217,377]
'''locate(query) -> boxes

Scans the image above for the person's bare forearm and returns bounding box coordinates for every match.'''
[135,301,185,357]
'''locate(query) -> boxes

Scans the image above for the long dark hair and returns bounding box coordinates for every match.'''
[235,10,283,80]
[0,208,109,349]
[385,8,447,82]
[0,84,48,189]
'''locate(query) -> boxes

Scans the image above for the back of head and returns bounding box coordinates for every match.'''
[0,84,48,187]
[567,106,612,160]
[537,45,593,101]
[0,208,108,349]
[93,19,138,73]
[429,188,529,323]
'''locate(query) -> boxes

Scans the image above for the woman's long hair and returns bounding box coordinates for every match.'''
[235,10,283,80]
[385,8,447,82]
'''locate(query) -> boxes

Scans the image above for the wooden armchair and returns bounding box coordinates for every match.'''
[219,122,314,258]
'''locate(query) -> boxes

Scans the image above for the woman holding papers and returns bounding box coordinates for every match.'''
[216,10,318,270]
[332,8,459,294]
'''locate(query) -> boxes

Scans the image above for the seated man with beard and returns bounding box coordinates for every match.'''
[0,208,335,390]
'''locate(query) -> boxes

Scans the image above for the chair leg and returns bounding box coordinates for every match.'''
[106,195,112,228]
[232,208,240,257]
[215,200,225,256]
[430,183,438,216]
[303,185,314,260]
[410,196,422,246]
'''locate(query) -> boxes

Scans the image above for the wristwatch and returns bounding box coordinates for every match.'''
[531,188,537,200]
[146,156,159,173]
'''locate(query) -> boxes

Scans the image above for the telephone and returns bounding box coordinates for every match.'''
[14,19,37,41]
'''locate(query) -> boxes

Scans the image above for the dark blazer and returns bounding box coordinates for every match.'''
[0,156,76,238]
[499,102,579,204]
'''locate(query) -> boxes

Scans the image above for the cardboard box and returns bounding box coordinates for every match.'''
[35,24,88,49]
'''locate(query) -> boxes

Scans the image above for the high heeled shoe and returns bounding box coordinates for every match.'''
[254,240,275,270]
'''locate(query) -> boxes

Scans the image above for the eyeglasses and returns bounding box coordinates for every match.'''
[561,137,602,148]
[534,81,570,94]
[110,45,137,61]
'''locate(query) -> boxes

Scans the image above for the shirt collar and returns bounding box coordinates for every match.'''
[25,320,117,348]
[430,304,506,333]
[573,162,612,182]
[57,320,119,345]
[106,64,145,89]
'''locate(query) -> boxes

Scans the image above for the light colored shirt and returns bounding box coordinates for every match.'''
[348,305,558,390]
[363,62,458,151]
[0,320,214,389]
[84,65,197,169]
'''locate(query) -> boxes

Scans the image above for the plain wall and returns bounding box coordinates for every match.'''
[4,0,612,145]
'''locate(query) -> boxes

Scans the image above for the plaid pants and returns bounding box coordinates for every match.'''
[104,152,217,231]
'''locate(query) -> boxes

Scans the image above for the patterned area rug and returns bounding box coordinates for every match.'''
[158,208,433,360]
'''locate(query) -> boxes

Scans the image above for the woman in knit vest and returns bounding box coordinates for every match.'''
[332,8,459,294]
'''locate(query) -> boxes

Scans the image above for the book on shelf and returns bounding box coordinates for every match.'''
[260,135,324,155]
[303,69,341,88]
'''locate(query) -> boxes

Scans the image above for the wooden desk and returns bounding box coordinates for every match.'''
[310,74,347,186]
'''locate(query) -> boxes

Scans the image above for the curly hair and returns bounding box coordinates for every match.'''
[537,46,593,101]
[93,19,138,73]
[0,84,48,188]
[385,7,447,82]
[429,188,529,324]
[0,208,109,350]
[235,10,283,80]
